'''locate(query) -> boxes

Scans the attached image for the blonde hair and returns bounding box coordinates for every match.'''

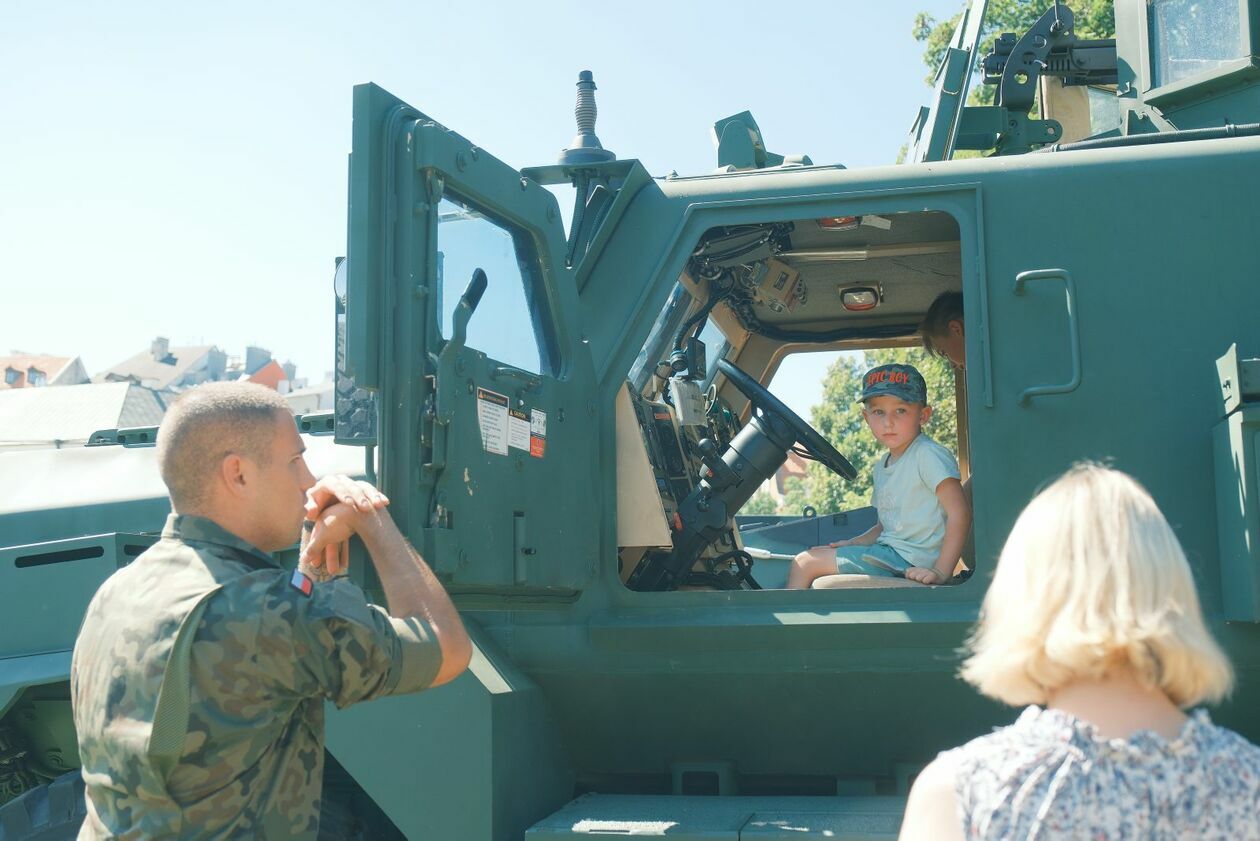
[157,382,291,512]
[961,463,1233,708]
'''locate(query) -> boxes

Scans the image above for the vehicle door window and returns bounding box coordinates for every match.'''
[436,194,557,375]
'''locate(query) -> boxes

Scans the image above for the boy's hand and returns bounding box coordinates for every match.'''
[828,540,850,549]
[906,565,949,585]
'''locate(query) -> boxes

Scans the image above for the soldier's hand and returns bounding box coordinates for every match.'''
[301,534,348,581]
[302,502,357,577]
[301,477,390,577]
[305,475,389,519]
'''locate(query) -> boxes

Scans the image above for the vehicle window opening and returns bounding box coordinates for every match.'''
[615,210,970,593]
[435,193,559,376]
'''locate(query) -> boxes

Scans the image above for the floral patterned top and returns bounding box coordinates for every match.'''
[941,705,1260,840]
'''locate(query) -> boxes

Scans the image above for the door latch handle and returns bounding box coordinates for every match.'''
[1013,268,1081,404]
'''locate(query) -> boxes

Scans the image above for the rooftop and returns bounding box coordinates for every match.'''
[0,354,77,389]
[0,381,167,449]
[97,344,217,391]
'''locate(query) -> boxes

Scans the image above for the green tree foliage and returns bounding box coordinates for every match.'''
[913,0,1115,106]
[779,476,812,518]
[780,348,959,515]
[742,490,781,516]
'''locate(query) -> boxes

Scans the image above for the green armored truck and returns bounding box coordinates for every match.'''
[3,0,1260,837]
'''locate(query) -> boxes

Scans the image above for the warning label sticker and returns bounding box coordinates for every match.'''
[476,388,509,456]
[508,408,530,452]
[529,408,547,458]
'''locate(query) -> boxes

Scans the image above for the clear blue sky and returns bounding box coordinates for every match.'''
[2,0,961,400]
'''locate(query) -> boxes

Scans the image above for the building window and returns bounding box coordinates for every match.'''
[27,367,47,387]
[4,368,18,386]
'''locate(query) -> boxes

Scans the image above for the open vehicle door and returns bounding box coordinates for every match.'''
[343,84,614,593]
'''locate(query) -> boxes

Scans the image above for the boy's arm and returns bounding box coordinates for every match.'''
[831,522,882,548]
[905,478,970,584]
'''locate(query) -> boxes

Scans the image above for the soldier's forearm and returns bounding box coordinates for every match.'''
[359,515,471,682]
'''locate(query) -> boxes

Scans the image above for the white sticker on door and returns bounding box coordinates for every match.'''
[508,408,530,451]
[476,387,509,456]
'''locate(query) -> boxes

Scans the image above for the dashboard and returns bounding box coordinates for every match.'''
[617,384,745,586]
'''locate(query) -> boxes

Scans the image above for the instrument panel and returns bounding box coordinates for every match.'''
[619,385,741,550]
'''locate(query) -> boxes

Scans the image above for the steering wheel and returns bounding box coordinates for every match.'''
[716,358,857,480]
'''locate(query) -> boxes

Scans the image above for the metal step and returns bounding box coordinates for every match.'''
[527,793,905,840]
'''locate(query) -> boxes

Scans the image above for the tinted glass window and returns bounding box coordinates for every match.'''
[436,195,556,375]
[1149,0,1243,87]
[1086,86,1122,135]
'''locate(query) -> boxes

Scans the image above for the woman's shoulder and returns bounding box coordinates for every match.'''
[902,751,966,841]
[1188,712,1260,775]
[949,706,1260,780]
[948,707,1056,761]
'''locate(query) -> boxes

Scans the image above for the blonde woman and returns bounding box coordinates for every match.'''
[900,464,1260,840]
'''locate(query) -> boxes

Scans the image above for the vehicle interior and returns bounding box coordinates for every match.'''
[617,210,969,592]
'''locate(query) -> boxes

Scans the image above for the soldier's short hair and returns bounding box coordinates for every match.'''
[920,291,964,358]
[157,382,292,512]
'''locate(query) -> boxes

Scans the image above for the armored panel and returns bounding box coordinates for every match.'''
[0,533,156,658]
[1213,408,1260,621]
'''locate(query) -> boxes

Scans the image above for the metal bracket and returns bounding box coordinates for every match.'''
[86,426,160,448]
[296,411,335,435]
[957,4,1118,155]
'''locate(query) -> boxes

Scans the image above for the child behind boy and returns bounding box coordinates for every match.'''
[786,363,970,589]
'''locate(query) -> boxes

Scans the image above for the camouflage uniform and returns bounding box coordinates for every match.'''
[70,514,442,840]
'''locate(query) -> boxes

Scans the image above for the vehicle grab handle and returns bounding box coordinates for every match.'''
[1013,268,1081,404]
[450,268,488,349]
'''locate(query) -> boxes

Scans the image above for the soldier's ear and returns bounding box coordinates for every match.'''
[219,453,250,497]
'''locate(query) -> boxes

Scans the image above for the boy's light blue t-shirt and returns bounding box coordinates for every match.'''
[871,433,961,567]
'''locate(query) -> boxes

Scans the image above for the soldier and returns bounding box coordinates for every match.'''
[70,382,471,839]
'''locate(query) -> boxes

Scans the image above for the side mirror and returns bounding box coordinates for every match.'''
[333,257,378,445]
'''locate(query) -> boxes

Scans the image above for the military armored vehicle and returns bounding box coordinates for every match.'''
[3,0,1260,837]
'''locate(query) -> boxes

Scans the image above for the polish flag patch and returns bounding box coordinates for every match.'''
[290,569,314,597]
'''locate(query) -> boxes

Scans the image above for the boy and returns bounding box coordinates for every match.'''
[786,363,970,588]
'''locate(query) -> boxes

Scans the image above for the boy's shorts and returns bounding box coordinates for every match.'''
[834,543,914,577]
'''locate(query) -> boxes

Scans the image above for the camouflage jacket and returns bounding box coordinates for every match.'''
[70,514,442,840]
